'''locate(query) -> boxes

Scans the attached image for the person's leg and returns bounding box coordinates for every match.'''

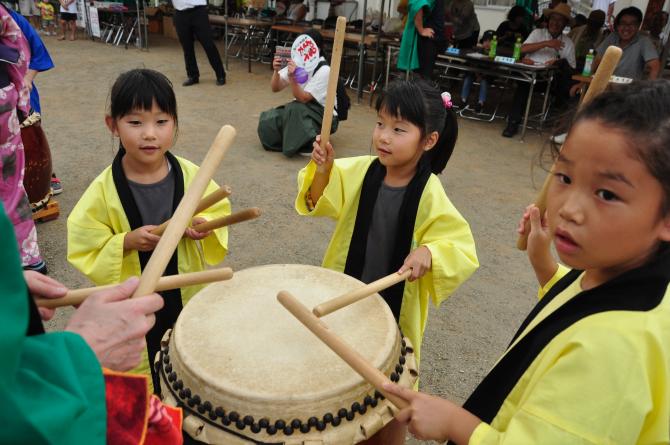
[461,74,473,104]
[502,81,530,137]
[174,9,200,82]
[281,101,323,157]
[416,36,439,80]
[257,105,286,152]
[58,17,66,39]
[68,18,76,40]
[479,77,489,105]
[191,6,226,82]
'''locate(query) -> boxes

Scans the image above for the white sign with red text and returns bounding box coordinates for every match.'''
[291,34,320,72]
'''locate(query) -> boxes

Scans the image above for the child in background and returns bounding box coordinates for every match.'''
[459,30,494,113]
[296,79,478,369]
[68,69,231,392]
[383,81,670,444]
[37,0,56,35]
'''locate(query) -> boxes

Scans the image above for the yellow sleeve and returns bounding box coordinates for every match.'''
[295,160,344,219]
[537,264,570,300]
[417,177,479,306]
[195,179,230,265]
[67,172,135,285]
[468,325,662,445]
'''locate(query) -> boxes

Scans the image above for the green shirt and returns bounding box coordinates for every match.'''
[0,204,106,444]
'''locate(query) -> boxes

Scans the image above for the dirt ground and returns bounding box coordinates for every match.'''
[36,31,549,443]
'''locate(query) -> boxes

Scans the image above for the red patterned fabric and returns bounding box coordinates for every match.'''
[104,369,182,445]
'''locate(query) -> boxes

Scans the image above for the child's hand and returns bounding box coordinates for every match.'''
[399,246,431,281]
[311,134,334,168]
[124,225,161,252]
[518,204,557,286]
[382,383,454,442]
[184,216,212,240]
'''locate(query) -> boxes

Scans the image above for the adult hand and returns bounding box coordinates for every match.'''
[311,134,334,168]
[399,246,431,281]
[419,27,435,38]
[24,271,68,321]
[184,216,211,240]
[124,225,161,251]
[545,39,563,50]
[65,277,164,371]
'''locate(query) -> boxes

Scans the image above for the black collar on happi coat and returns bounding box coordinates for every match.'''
[343,157,431,320]
[112,146,184,392]
[458,246,670,429]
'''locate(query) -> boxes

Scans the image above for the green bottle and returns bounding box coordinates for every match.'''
[488,35,497,59]
[582,49,595,76]
[513,36,522,61]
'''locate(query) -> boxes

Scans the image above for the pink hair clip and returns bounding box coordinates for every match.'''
[441,91,453,109]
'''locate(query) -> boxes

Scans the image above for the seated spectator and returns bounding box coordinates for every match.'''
[502,3,575,138]
[460,30,495,113]
[593,7,660,80]
[569,9,606,73]
[257,30,338,157]
[534,0,567,28]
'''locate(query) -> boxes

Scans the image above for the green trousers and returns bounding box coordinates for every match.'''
[258,100,338,157]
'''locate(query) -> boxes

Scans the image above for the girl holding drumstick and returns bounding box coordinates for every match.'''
[296,79,479,368]
[384,81,670,444]
[67,69,231,392]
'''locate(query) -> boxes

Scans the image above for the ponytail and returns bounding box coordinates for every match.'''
[426,105,458,174]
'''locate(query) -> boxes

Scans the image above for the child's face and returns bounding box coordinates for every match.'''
[546,120,670,284]
[106,101,175,168]
[372,110,436,172]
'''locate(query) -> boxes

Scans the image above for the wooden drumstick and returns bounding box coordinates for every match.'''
[151,185,232,236]
[310,16,347,199]
[190,207,261,234]
[132,125,236,299]
[278,290,409,410]
[516,46,623,251]
[35,268,234,309]
[313,270,412,317]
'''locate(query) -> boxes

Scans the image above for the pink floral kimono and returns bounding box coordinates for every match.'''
[0,9,42,267]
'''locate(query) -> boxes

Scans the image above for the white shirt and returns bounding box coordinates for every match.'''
[171,0,206,11]
[60,0,77,14]
[524,28,576,69]
[278,56,337,113]
[591,0,615,14]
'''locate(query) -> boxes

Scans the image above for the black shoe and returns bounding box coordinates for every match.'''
[474,102,483,114]
[216,77,226,86]
[502,121,519,138]
[182,77,199,87]
[23,260,48,275]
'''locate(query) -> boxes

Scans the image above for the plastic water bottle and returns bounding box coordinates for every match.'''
[488,35,497,59]
[513,37,522,61]
[582,49,595,76]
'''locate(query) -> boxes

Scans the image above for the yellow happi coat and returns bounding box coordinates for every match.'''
[296,156,479,363]
[67,155,230,379]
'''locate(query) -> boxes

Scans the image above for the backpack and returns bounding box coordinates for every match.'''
[313,60,350,121]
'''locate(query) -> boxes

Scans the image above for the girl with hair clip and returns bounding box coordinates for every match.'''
[383,81,670,444]
[296,78,479,375]
[67,68,231,392]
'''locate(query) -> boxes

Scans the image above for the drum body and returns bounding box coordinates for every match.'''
[157,264,418,445]
[21,113,52,211]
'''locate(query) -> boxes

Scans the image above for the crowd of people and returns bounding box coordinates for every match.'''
[1,1,670,444]
[396,0,667,138]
